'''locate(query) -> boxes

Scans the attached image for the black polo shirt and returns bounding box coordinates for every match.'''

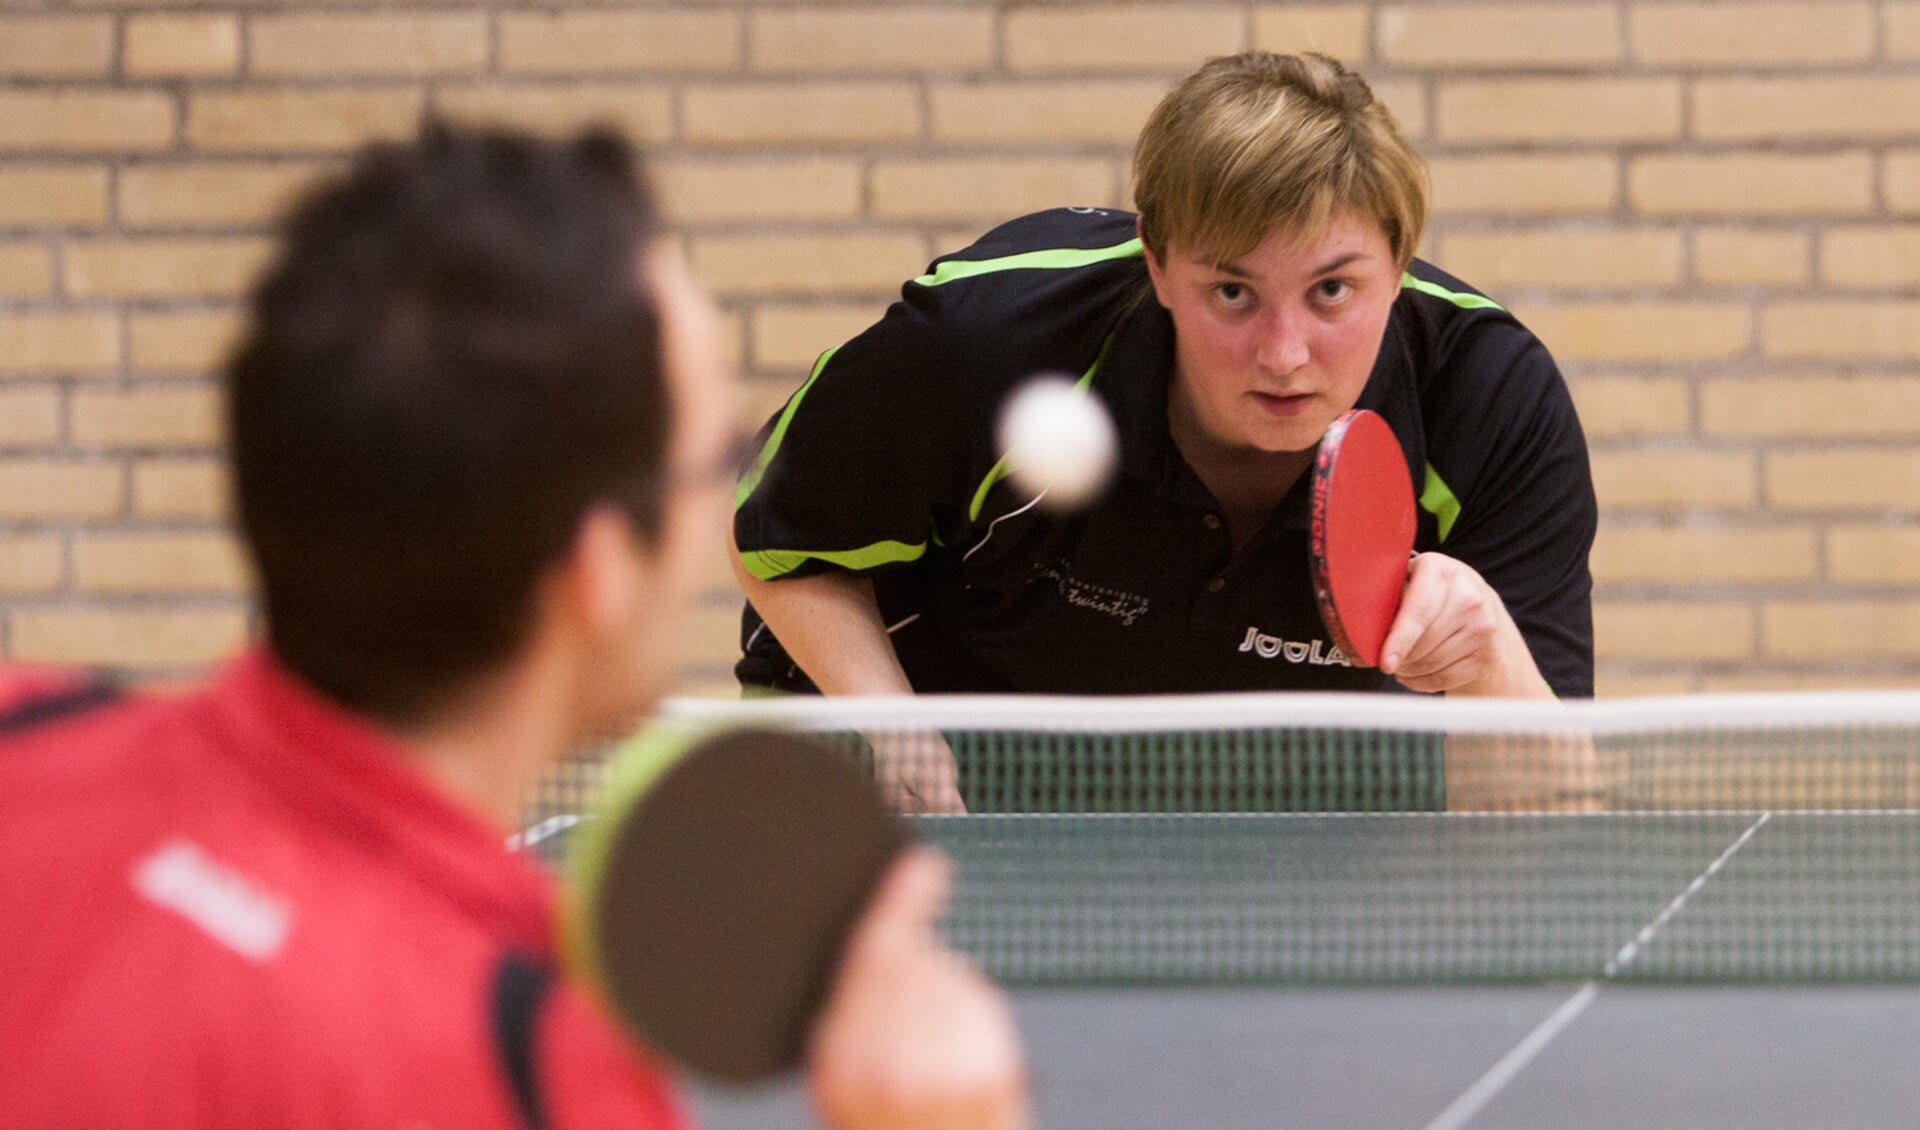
[734,207,1596,698]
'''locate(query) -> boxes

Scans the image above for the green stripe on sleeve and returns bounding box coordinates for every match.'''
[914,238,1144,288]
[734,345,840,511]
[966,333,1117,522]
[1402,273,1506,312]
[737,539,928,582]
[1420,463,1462,544]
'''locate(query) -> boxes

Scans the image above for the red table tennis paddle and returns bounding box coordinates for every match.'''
[1309,408,1417,668]
[566,724,905,1083]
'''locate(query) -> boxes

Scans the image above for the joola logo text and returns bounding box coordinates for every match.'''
[1236,626,1352,667]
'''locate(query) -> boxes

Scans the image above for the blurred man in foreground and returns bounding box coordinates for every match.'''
[0,125,1023,1130]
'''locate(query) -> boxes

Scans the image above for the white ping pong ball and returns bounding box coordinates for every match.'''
[996,375,1119,509]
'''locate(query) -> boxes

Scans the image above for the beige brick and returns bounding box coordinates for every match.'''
[1568,377,1690,437]
[690,233,925,298]
[1591,526,1817,584]
[931,81,1167,145]
[0,16,111,76]
[1698,671,1920,693]
[433,85,673,143]
[1762,301,1920,361]
[700,531,748,594]
[124,14,238,77]
[1767,450,1920,510]
[680,599,750,669]
[1693,229,1808,287]
[1438,230,1683,291]
[1630,3,1873,66]
[71,387,223,449]
[64,238,274,300]
[1589,452,1757,509]
[0,535,61,595]
[1426,155,1618,216]
[74,532,251,594]
[872,158,1115,222]
[0,92,173,152]
[1379,4,1618,68]
[1694,78,1920,141]
[0,387,59,446]
[187,89,422,153]
[1595,672,1695,697]
[133,458,229,519]
[0,166,109,225]
[685,83,921,145]
[1894,4,1920,58]
[0,458,122,518]
[1821,226,1920,288]
[750,8,994,72]
[1704,377,1920,437]
[0,242,52,297]
[1828,527,1920,585]
[0,314,119,374]
[10,608,249,669]
[130,311,245,375]
[673,673,745,700]
[1518,302,1749,362]
[714,307,745,374]
[251,14,486,77]
[499,12,737,74]
[1594,601,1752,660]
[119,162,327,228]
[1251,5,1369,60]
[1005,6,1244,73]
[1890,151,1920,215]
[1367,78,1428,139]
[654,159,863,223]
[1631,153,1874,217]
[1762,602,1920,659]
[752,303,885,370]
[933,226,997,256]
[741,374,805,434]
[1438,79,1681,144]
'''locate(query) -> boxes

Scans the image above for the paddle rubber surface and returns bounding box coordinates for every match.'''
[572,726,905,1083]
[1309,409,1417,667]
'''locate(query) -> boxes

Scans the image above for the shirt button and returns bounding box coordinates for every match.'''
[1202,514,1222,530]
[1206,577,1226,593]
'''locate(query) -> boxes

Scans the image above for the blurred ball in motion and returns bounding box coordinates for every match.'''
[996,374,1118,509]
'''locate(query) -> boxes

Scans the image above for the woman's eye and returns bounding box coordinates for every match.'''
[1315,278,1351,302]
[1216,283,1249,305]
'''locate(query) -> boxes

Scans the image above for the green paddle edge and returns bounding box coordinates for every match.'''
[562,718,729,1015]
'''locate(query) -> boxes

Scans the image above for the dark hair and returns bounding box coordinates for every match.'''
[227,123,669,723]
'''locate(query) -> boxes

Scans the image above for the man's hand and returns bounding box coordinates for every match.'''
[1377,552,1552,698]
[869,731,968,814]
[808,848,1027,1130]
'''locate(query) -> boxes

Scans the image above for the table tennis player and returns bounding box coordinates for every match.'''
[0,125,1024,1130]
[732,51,1596,719]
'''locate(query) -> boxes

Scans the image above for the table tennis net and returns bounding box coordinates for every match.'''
[521,691,1920,984]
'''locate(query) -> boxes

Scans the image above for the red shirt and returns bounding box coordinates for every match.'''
[0,650,688,1130]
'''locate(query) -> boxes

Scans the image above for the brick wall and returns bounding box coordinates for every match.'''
[2,1,1918,697]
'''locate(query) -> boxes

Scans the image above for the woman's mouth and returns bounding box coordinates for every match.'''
[1250,390,1315,417]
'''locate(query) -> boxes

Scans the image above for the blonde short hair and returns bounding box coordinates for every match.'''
[1133,52,1427,269]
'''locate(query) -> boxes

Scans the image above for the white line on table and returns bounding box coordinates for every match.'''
[1418,810,1774,1130]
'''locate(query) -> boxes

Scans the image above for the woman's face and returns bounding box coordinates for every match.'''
[1144,210,1401,457]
